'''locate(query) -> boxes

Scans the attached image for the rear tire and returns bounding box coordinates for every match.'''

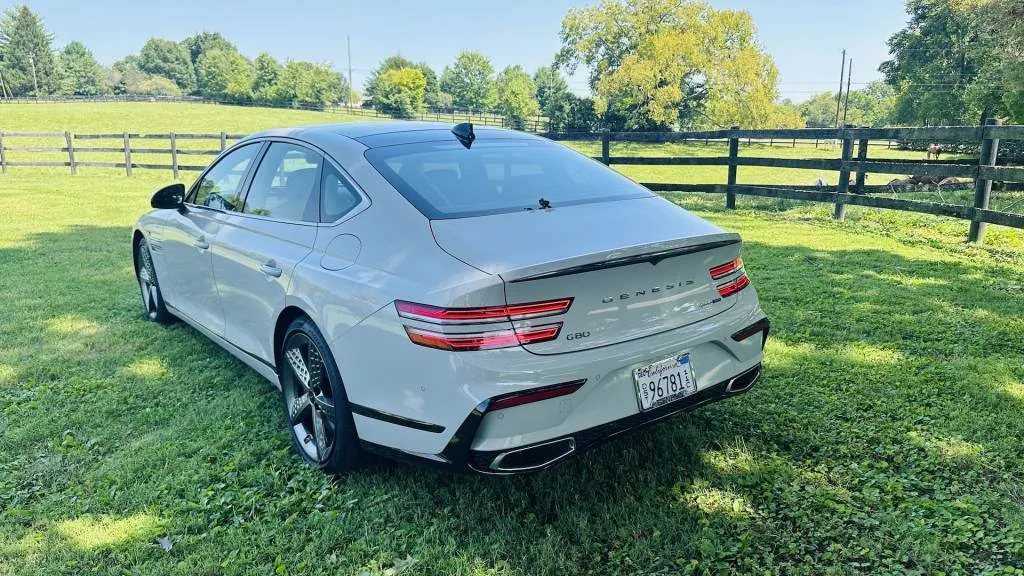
[135,237,174,324]
[278,316,361,474]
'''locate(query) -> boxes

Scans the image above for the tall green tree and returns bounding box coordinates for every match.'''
[494,65,539,127]
[880,0,1006,124]
[416,61,440,107]
[555,0,782,130]
[0,5,58,95]
[182,32,235,72]
[57,41,105,96]
[272,61,348,108]
[533,66,570,115]
[251,52,282,102]
[798,81,896,128]
[440,51,495,111]
[197,48,252,101]
[364,55,414,106]
[138,38,196,93]
[374,67,426,118]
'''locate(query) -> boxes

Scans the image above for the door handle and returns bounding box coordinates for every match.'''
[193,237,210,251]
[260,263,282,277]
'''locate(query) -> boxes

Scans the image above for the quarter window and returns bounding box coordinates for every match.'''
[320,162,362,222]
[188,143,261,210]
[243,143,322,222]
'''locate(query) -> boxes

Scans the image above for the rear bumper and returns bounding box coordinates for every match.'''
[361,363,762,475]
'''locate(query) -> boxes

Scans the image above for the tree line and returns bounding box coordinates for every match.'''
[1,1,1020,130]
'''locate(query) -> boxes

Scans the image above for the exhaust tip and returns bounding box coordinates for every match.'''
[489,437,576,472]
[725,366,761,394]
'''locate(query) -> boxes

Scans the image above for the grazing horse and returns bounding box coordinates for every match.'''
[927,143,942,160]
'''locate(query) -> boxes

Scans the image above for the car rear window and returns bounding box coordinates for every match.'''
[363,139,652,219]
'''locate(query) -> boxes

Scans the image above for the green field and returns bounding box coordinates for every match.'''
[2,103,1024,575]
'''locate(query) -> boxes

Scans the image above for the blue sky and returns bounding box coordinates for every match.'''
[5,0,910,101]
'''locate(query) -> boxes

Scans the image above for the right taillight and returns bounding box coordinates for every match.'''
[396,298,572,351]
[710,258,750,298]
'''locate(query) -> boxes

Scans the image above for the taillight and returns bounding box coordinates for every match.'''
[731,317,770,349]
[397,298,572,351]
[710,257,750,297]
[404,324,562,351]
[396,298,572,324]
[709,258,743,280]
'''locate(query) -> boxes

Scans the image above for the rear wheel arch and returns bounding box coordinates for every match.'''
[274,305,314,370]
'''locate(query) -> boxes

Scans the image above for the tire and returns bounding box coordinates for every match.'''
[278,316,361,474]
[135,237,174,324]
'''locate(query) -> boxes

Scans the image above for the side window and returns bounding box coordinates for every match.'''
[243,143,322,222]
[188,143,260,210]
[321,162,362,222]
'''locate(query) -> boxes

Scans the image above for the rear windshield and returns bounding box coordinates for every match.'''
[363,139,652,219]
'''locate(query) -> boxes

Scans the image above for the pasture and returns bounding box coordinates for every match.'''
[1,103,1024,575]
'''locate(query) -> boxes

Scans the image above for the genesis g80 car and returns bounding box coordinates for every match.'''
[132,122,769,474]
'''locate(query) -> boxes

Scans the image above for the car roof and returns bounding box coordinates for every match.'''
[245,121,540,149]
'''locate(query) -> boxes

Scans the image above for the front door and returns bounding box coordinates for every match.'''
[161,142,263,334]
[213,141,322,364]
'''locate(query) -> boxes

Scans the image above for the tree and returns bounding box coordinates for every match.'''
[440,51,495,110]
[798,81,896,128]
[0,5,58,95]
[547,93,600,132]
[364,55,414,107]
[251,52,282,102]
[373,67,426,118]
[533,66,570,115]
[798,92,840,128]
[57,41,105,95]
[416,62,440,107]
[272,61,348,108]
[182,31,235,79]
[197,48,252,101]
[494,65,539,127]
[555,0,782,130]
[138,38,196,93]
[135,75,183,97]
[880,0,1006,125]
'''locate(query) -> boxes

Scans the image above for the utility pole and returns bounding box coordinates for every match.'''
[347,35,353,108]
[28,54,39,97]
[841,60,853,126]
[833,49,846,129]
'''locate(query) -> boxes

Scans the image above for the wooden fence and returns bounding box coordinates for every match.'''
[545,121,1024,244]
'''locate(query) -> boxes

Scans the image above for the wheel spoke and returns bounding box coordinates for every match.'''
[312,394,335,419]
[289,393,311,423]
[149,285,159,311]
[312,408,328,461]
[307,345,324,391]
[140,279,151,310]
[285,347,310,390]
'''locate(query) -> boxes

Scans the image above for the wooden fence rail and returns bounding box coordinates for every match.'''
[546,121,1024,244]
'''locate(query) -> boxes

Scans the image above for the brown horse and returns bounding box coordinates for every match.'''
[927,144,942,160]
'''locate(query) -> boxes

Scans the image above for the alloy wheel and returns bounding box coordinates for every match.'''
[136,243,161,321]
[281,332,337,464]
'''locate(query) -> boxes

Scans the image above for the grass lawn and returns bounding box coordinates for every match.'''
[2,103,1024,575]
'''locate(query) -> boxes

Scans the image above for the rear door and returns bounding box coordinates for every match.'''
[160,142,263,334]
[212,141,321,364]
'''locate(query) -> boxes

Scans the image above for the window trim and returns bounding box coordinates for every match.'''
[184,140,267,212]
[318,155,371,226]
[235,139,325,225]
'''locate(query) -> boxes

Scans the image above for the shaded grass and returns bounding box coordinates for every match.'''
[2,171,1023,575]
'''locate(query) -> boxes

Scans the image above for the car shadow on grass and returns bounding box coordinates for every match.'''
[2,225,1023,574]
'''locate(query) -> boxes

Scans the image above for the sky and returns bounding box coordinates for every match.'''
[4,0,912,102]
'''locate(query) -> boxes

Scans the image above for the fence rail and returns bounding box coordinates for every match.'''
[545,121,1024,244]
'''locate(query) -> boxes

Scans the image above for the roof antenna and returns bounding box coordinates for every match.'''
[451,122,475,149]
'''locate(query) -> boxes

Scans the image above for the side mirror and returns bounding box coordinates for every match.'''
[151,183,186,210]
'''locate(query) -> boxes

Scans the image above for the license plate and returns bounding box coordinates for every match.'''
[633,353,697,411]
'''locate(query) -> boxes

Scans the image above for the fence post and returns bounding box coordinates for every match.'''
[170,132,179,179]
[815,138,819,149]
[64,131,76,175]
[726,126,740,209]
[854,128,869,193]
[601,130,610,165]
[968,118,1001,244]
[0,131,6,174]
[123,133,132,176]
[219,132,227,151]
[834,125,855,220]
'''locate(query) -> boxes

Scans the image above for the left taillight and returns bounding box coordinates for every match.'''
[396,298,572,351]
[710,258,751,298]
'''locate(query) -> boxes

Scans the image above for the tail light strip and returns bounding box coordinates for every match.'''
[396,298,573,324]
[717,274,750,298]
[710,257,751,298]
[404,324,562,351]
[489,379,587,411]
[709,258,744,280]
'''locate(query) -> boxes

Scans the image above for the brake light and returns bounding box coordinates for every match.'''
[396,298,573,323]
[489,379,587,411]
[717,274,750,297]
[404,324,562,351]
[709,258,743,280]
